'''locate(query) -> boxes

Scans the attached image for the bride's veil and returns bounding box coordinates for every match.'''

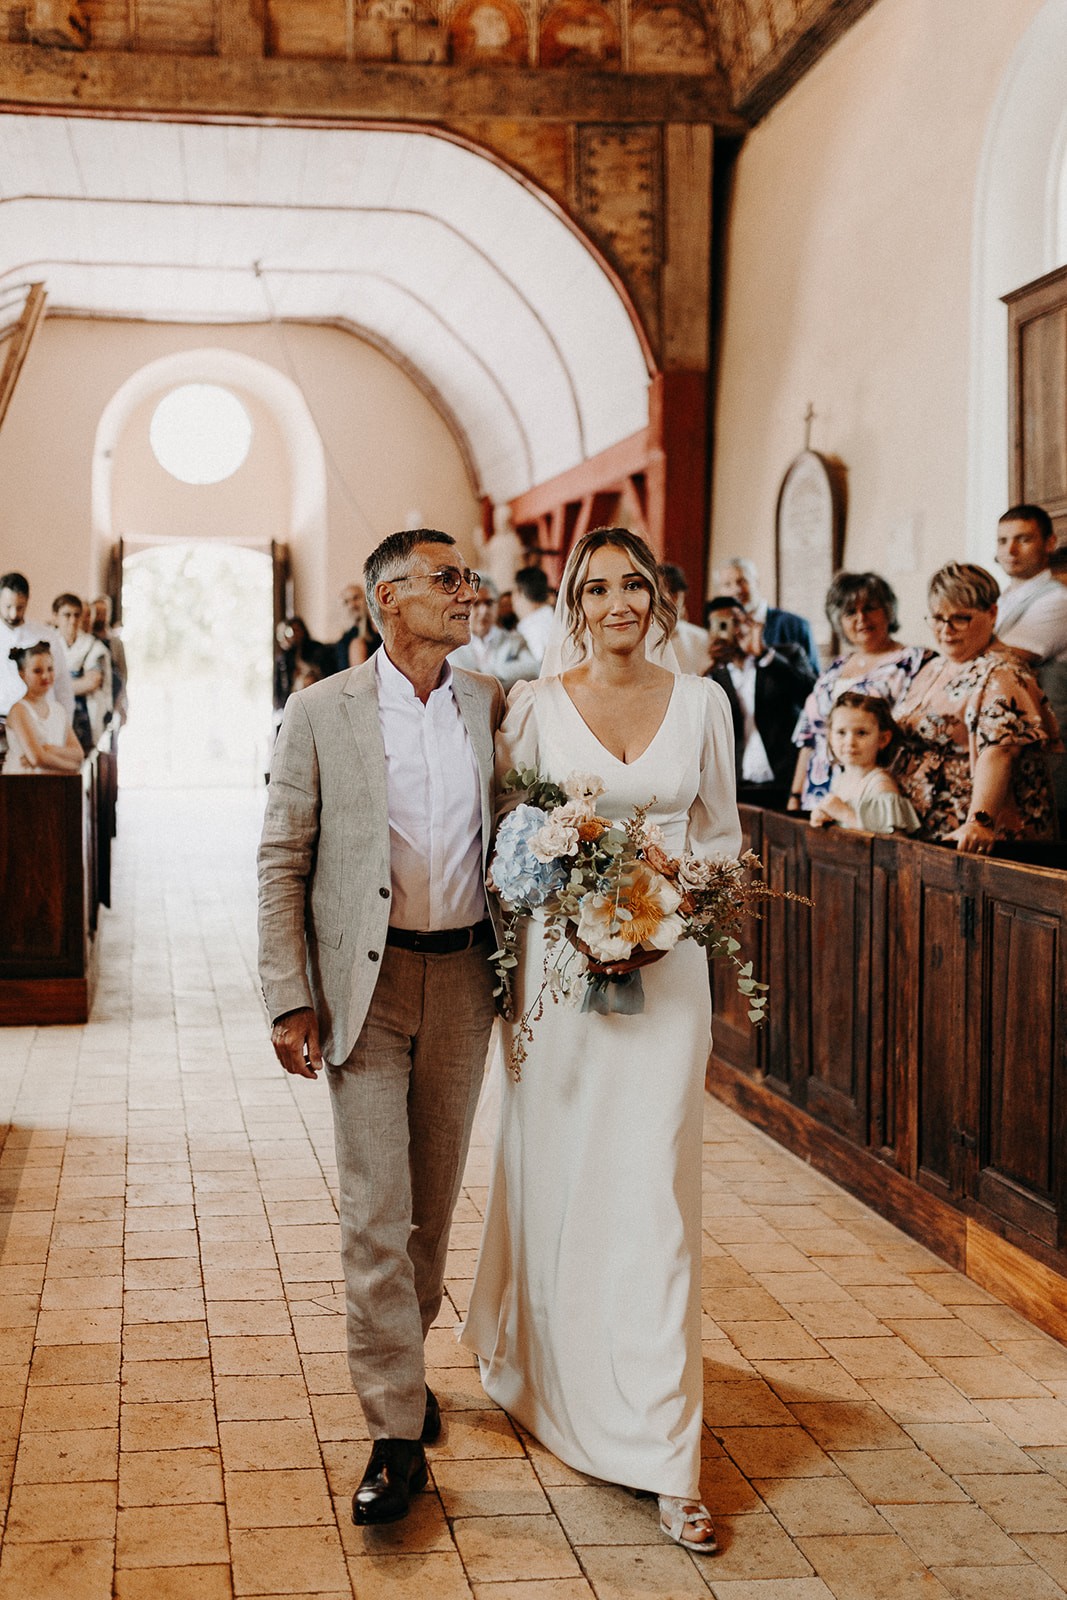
[538,541,682,678]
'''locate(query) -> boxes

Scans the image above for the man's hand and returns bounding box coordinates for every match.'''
[271,1007,324,1079]
[739,617,765,658]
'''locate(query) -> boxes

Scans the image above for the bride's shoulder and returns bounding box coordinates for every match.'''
[681,671,733,720]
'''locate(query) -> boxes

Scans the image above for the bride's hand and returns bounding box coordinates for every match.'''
[566,928,668,977]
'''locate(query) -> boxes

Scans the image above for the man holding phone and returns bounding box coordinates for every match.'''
[705,594,815,806]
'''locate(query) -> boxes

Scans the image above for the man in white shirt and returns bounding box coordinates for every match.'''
[449,575,539,690]
[258,530,504,1529]
[0,571,75,739]
[995,503,1067,817]
[657,562,711,674]
[512,565,555,667]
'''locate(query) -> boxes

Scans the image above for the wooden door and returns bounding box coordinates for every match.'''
[1004,263,1067,544]
[271,541,292,634]
[105,538,124,625]
[966,857,1066,1249]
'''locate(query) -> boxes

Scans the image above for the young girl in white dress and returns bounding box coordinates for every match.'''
[809,691,919,834]
[3,642,84,775]
[461,528,741,1555]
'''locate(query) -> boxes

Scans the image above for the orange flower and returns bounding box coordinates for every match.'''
[577,816,609,842]
[644,843,678,879]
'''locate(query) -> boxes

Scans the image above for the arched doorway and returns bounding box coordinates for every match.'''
[95,352,324,786]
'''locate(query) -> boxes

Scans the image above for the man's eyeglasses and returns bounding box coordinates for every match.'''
[926,611,978,632]
[391,567,481,596]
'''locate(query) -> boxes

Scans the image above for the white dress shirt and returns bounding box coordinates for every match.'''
[726,655,776,784]
[516,605,555,665]
[997,571,1067,663]
[376,647,487,932]
[0,619,75,717]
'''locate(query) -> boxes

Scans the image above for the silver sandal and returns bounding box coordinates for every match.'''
[658,1494,717,1554]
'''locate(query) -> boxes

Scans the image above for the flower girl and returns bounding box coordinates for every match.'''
[809,690,919,834]
[3,642,84,775]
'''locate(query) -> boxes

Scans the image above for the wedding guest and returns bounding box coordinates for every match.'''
[714,556,819,673]
[87,597,129,727]
[513,567,555,667]
[809,692,919,835]
[705,595,815,807]
[894,563,1059,852]
[0,573,74,753]
[53,593,112,751]
[449,577,539,691]
[3,642,83,774]
[273,616,330,708]
[789,572,930,812]
[994,504,1067,821]
[334,583,381,671]
[658,563,710,675]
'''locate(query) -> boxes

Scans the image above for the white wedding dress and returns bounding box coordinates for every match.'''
[460,673,741,1496]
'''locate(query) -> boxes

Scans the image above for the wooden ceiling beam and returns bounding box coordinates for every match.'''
[734,0,882,125]
[0,47,748,131]
[0,282,46,434]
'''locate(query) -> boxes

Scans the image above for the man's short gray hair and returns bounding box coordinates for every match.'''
[718,556,758,582]
[363,528,456,627]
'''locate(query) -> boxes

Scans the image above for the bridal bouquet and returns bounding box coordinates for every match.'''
[488,767,795,1079]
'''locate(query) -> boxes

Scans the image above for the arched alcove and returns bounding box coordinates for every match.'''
[969,0,1067,557]
[92,347,330,610]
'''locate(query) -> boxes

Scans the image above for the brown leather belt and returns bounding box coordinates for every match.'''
[385,919,492,956]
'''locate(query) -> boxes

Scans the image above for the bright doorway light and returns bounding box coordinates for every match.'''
[120,542,273,788]
[149,384,253,484]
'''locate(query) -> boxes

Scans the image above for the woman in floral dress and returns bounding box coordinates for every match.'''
[789,572,930,812]
[893,563,1059,852]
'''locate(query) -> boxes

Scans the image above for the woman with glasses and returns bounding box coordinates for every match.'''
[893,563,1059,852]
[788,572,930,812]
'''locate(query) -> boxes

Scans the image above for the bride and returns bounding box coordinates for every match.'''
[461,527,741,1553]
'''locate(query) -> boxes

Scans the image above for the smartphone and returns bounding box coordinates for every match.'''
[708,612,737,639]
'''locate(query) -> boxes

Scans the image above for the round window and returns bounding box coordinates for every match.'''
[149,384,253,485]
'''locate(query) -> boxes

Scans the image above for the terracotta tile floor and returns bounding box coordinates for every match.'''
[2,788,1067,1599]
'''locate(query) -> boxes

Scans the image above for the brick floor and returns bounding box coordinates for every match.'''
[1,788,1066,1599]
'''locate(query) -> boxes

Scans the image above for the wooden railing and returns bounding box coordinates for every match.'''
[0,733,114,1024]
[709,808,1067,1342]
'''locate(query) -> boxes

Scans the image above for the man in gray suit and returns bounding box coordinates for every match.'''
[258,529,504,1526]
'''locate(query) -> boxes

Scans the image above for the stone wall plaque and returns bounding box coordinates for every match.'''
[775,448,846,661]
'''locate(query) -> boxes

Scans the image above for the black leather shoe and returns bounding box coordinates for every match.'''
[421,1385,441,1445]
[352,1438,428,1526]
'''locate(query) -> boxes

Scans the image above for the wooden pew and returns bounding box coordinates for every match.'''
[0,735,112,1024]
[709,808,1067,1343]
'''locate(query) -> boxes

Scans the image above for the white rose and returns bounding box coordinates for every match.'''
[563,771,606,803]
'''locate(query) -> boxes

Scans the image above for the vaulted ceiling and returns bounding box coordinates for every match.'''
[0,0,881,504]
[0,117,651,502]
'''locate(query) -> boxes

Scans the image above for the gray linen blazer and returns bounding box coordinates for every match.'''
[257,656,505,1065]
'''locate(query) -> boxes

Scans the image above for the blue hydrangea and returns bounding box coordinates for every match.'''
[490,804,569,909]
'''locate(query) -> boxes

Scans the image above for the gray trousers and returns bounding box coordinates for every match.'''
[327,939,495,1439]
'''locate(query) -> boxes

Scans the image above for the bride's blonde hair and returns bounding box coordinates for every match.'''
[561,528,675,656]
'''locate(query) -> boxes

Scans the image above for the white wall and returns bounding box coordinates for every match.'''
[0,318,480,639]
[711,0,1049,639]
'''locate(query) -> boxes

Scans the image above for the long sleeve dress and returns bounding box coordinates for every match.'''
[460,673,741,1497]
